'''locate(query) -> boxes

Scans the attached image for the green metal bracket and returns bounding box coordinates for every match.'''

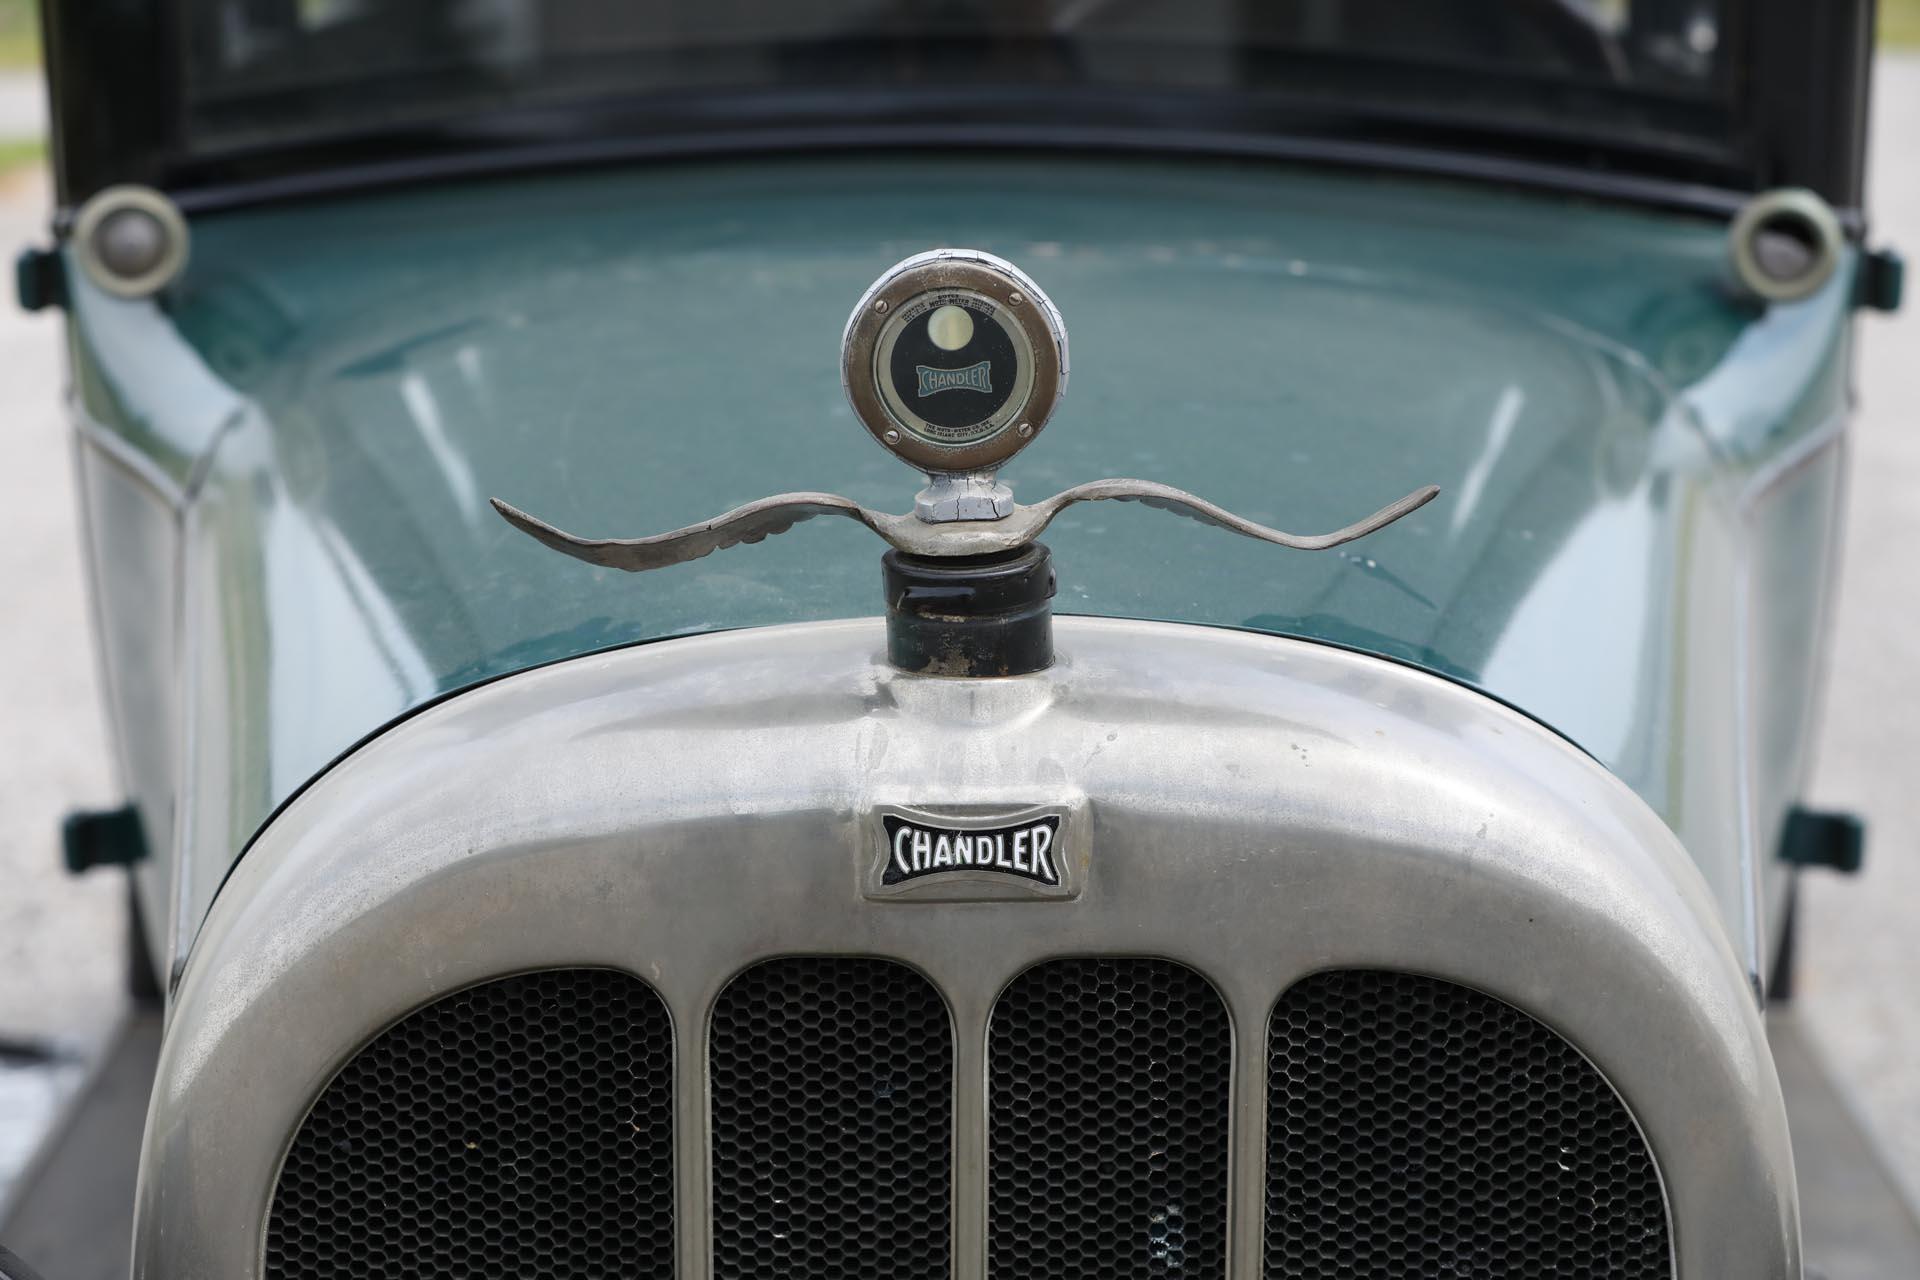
[1856,247,1904,313]
[1779,806,1865,874]
[14,244,65,313]
[62,804,148,873]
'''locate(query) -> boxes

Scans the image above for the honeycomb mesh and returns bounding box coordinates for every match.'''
[989,958,1231,1280]
[1266,970,1671,1279]
[265,968,674,1280]
[709,958,952,1280]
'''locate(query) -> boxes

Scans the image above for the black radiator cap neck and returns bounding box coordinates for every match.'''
[883,543,1056,677]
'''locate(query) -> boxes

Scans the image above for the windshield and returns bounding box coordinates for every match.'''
[182,1,1736,165]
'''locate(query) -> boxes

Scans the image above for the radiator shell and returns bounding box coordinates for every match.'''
[135,618,1794,1278]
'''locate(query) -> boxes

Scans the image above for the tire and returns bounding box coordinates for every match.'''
[126,873,163,1006]
[1768,873,1799,1004]
[0,1244,49,1280]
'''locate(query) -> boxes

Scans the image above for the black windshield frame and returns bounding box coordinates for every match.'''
[38,0,1877,226]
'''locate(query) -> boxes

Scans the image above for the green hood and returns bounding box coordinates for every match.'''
[69,154,1853,954]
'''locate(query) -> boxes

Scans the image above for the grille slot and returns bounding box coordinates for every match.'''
[988,957,1231,1280]
[265,968,674,1280]
[1265,969,1671,1278]
[709,957,953,1280]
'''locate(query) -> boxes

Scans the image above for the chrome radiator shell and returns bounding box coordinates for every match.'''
[133,618,1795,1278]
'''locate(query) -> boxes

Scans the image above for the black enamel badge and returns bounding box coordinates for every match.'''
[881,813,1062,887]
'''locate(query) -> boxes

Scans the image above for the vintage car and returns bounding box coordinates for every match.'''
[4,1,1913,1277]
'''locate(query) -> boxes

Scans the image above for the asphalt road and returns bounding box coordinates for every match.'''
[0,158,123,1214]
[1798,54,1920,1213]
[0,55,1916,1230]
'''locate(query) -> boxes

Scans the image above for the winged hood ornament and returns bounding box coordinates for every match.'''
[492,479,1436,572]
[494,248,1436,575]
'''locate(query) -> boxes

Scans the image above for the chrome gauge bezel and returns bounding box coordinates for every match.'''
[843,249,1068,474]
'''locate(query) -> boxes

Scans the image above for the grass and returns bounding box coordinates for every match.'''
[1886,0,1920,49]
[0,135,44,174]
[0,0,36,70]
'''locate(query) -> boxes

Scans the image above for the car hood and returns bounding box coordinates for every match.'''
[69,153,1853,940]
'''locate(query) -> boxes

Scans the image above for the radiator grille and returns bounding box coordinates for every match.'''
[264,968,674,1280]
[1265,969,1670,1279]
[709,957,953,1280]
[989,957,1231,1280]
[263,959,1672,1279]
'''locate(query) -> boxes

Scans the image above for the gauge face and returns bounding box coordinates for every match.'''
[843,250,1067,474]
[876,289,1033,448]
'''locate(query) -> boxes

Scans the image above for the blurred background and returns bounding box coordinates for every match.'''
[0,0,1916,1270]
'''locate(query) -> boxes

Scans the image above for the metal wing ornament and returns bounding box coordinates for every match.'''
[490,480,1439,572]
[493,248,1437,580]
